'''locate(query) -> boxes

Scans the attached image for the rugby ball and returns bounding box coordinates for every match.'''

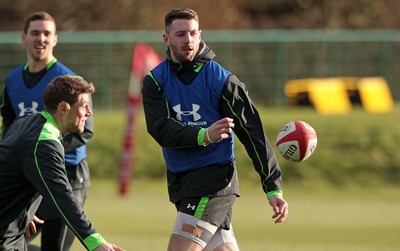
[276,121,317,162]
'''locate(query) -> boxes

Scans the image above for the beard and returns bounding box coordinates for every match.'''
[170,45,197,63]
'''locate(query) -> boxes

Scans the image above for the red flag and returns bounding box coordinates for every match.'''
[119,43,162,196]
[131,43,163,87]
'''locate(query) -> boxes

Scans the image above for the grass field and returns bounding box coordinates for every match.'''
[30,104,400,250]
[38,178,400,251]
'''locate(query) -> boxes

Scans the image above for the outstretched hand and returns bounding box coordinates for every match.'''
[205,117,235,144]
[269,195,289,224]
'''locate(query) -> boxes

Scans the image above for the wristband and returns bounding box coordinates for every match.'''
[206,128,213,144]
[267,190,283,200]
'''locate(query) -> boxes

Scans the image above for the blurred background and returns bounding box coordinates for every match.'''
[1,0,400,187]
[2,1,400,250]
[2,0,400,108]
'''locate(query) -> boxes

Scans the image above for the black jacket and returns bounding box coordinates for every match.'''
[0,112,104,250]
[142,42,283,198]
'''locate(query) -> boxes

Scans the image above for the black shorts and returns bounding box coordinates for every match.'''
[176,194,237,230]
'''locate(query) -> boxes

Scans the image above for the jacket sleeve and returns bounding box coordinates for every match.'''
[23,139,105,250]
[220,74,283,194]
[142,74,201,148]
[63,96,94,153]
[0,85,17,140]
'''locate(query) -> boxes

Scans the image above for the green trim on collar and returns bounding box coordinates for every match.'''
[41,111,58,129]
[194,63,204,73]
[39,111,61,142]
[24,56,58,71]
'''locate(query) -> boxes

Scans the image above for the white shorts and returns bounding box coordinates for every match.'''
[172,212,239,250]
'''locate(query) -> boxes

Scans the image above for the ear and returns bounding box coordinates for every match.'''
[58,101,70,113]
[163,33,170,46]
[53,34,58,47]
[21,33,26,44]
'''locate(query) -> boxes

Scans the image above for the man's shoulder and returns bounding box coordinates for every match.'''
[52,61,76,75]
[152,59,168,71]
[6,64,25,79]
[203,60,232,81]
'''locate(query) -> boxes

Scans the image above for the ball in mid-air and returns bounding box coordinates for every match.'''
[276,121,317,162]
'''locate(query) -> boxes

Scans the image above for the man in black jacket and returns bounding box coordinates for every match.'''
[142,8,289,251]
[0,75,123,251]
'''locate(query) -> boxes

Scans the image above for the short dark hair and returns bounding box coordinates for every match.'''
[43,75,95,112]
[24,11,56,34]
[164,8,199,33]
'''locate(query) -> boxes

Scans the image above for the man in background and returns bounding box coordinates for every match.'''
[0,11,93,251]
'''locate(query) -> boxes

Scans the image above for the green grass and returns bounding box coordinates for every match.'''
[50,179,400,251]
[31,104,400,250]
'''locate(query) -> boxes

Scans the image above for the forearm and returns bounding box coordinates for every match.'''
[26,142,99,247]
[221,75,283,193]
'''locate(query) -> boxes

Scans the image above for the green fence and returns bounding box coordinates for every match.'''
[1,29,400,109]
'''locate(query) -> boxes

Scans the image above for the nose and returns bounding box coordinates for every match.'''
[38,32,46,42]
[85,105,93,117]
[184,32,192,43]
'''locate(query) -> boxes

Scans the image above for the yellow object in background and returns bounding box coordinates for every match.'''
[307,78,352,115]
[284,76,394,115]
[357,77,394,113]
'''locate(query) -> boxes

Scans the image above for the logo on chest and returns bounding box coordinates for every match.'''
[173,104,201,121]
[18,102,39,116]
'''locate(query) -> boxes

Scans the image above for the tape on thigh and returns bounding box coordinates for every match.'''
[172,212,218,248]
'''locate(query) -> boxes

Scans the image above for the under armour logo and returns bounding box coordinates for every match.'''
[18,102,39,116]
[187,204,196,210]
[173,104,201,121]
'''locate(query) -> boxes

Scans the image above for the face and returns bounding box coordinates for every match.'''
[163,19,201,63]
[22,20,57,63]
[63,94,92,134]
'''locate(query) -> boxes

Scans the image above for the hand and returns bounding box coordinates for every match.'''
[205,117,235,144]
[25,215,44,238]
[269,195,289,224]
[94,242,125,251]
